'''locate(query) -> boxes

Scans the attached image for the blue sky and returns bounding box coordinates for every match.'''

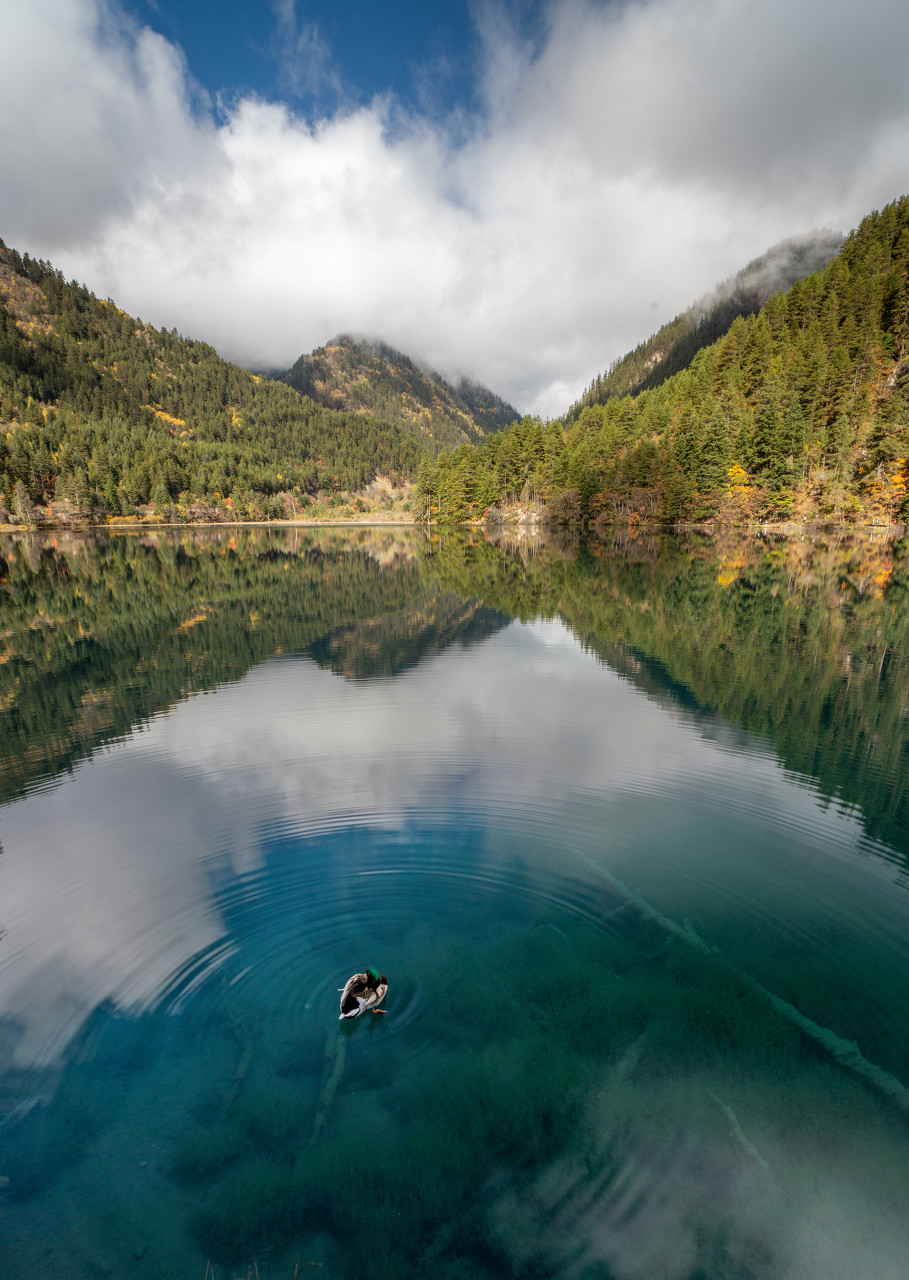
[128,0,519,119]
[3,0,909,414]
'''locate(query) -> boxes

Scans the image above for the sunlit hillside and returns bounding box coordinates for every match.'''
[279,334,517,449]
[0,245,427,522]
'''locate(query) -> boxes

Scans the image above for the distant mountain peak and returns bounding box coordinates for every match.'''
[278,335,517,449]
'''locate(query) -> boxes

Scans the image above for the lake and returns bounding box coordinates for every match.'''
[1,525,909,1279]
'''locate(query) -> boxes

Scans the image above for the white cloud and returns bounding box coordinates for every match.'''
[0,0,213,245]
[2,0,909,415]
[269,0,340,99]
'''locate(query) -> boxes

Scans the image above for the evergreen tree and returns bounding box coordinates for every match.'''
[697,405,734,494]
[769,395,807,491]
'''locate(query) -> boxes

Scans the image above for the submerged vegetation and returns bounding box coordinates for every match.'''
[11,849,907,1278]
[177,907,859,1277]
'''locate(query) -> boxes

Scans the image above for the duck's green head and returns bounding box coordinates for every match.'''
[366,967,382,984]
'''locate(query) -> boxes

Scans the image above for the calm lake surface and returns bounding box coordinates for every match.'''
[1,525,909,1279]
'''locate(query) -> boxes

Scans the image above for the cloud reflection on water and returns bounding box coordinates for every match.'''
[0,614,898,1072]
[3,614,909,1279]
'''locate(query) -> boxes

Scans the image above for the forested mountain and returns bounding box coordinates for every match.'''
[279,335,517,447]
[568,231,844,416]
[0,243,427,522]
[416,197,909,527]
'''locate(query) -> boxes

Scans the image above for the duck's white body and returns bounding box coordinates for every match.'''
[339,970,388,1019]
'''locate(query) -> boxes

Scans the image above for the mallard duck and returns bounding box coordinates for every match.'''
[339,967,388,1019]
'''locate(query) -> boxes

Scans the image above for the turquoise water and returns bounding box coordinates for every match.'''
[1,528,909,1278]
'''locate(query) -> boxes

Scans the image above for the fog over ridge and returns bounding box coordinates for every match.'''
[691,228,846,320]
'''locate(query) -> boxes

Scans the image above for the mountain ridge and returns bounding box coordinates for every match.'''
[568,230,844,417]
[279,335,517,448]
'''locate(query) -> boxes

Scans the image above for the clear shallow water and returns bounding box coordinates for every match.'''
[1,528,909,1278]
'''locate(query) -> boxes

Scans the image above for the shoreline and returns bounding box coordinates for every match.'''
[0,515,905,539]
[0,515,419,533]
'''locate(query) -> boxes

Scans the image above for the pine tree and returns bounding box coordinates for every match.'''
[769,395,807,491]
[827,414,851,477]
[697,406,733,493]
[749,361,785,478]
[153,480,171,515]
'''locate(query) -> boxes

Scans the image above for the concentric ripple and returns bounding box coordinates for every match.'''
[161,817,632,1097]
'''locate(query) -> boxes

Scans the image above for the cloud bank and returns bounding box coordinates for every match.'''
[2,0,909,414]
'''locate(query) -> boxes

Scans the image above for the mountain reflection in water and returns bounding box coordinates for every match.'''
[0,526,908,1280]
